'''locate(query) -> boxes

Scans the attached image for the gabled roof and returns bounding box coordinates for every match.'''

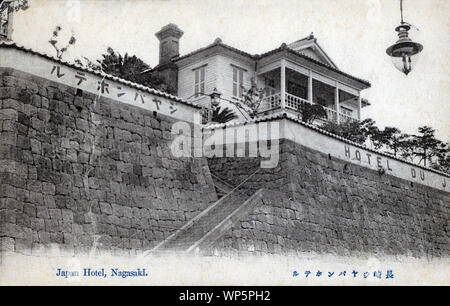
[256,44,371,88]
[172,37,371,89]
[288,34,338,69]
[173,38,254,63]
[362,98,371,107]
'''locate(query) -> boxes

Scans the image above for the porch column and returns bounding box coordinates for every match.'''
[6,3,15,40]
[335,81,340,124]
[358,93,362,120]
[308,70,313,103]
[280,59,286,109]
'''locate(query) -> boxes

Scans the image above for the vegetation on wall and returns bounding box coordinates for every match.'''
[321,119,450,174]
[48,25,76,60]
[0,0,30,39]
[210,106,238,124]
[0,0,29,11]
[75,47,173,94]
[299,103,327,124]
[238,81,265,119]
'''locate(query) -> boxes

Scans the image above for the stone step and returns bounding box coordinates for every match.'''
[147,169,262,254]
[159,190,247,251]
[187,188,264,254]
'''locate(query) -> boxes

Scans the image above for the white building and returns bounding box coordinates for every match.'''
[153,24,371,124]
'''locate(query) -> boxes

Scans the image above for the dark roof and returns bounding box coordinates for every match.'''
[0,41,201,109]
[255,44,371,87]
[289,34,315,45]
[173,39,371,88]
[173,38,254,62]
[362,98,371,107]
[203,111,449,178]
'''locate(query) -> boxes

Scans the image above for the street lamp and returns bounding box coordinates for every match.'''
[386,0,423,76]
[209,87,222,110]
[188,88,222,123]
[187,88,249,123]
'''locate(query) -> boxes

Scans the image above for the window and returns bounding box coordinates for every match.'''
[340,106,353,117]
[264,78,276,97]
[288,81,307,99]
[265,78,275,88]
[233,67,245,98]
[194,66,205,98]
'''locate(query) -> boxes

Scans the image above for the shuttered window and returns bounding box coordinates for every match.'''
[194,67,205,98]
[232,67,244,98]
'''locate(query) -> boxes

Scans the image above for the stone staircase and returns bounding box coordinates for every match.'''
[145,170,263,254]
[186,188,264,254]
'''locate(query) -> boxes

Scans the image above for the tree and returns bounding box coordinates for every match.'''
[210,106,238,123]
[393,135,415,162]
[238,81,265,118]
[321,118,375,145]
[359,118,378,142]
[320,118,449,174]
[380,127,411,157]
[74,56,102,72]
[300,103,327,124]
[410,126,443,167]
[365,124,383,149]
[93,47,170,93]
[0,0,30,40]
[0,0,29,11]
[48,25,76,59]
[431,143,450,173]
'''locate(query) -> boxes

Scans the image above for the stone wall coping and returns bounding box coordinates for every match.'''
[0,41,201,109]
[203,112,450,179]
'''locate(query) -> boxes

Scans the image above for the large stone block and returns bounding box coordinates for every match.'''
[99,202,113,215]
[0,237,15,252]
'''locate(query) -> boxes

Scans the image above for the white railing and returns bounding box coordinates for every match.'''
[285,93,312,111]
[258,92,359,124]
[322,107,359,124]
[201,107,212,124]
[324,107,337,122]
[259,92,281,112]
[339,112,358,123]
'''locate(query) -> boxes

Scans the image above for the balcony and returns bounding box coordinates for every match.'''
[256,59,363,124]
[259,92,359,124]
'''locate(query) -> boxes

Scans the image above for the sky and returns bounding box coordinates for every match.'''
[10,0,450,141]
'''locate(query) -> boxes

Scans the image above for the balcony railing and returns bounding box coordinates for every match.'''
[201,107,212,124]
[259,92,282,112]
[258,92,359,124]
[339,112,357,123]
[285,93,312,111]
[325,107,338,122]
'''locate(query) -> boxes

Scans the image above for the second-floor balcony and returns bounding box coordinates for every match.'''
[255,58,367,124]
[260,92,358,124]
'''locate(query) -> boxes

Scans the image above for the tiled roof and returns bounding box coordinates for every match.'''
[289,35,314,45]
[0,41,201,109]
[255,44,371,87]
[173,39,371,88]
[173,38,254,62]
[203,111,449,178]
[361,98,371,106]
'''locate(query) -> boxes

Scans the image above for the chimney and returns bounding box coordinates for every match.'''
[155,23,184,65]
[152,24,184,95]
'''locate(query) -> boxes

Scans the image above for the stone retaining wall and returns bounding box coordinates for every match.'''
[0,68,217,256]
[209,140,450,258]
[1,66,448,259]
